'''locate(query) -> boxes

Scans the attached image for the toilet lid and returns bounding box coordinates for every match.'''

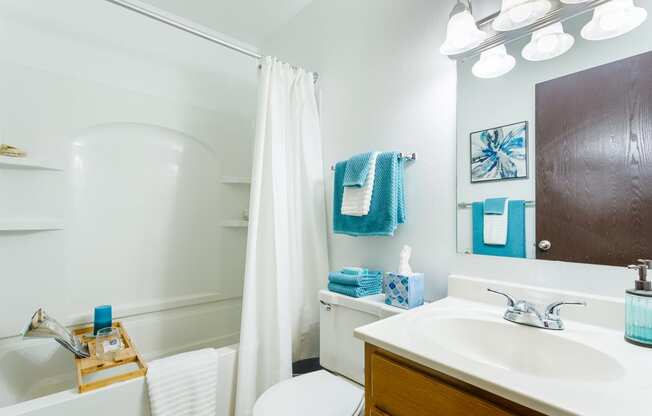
[253,370,364,416]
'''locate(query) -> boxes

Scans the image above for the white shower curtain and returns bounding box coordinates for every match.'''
[235,57,329,416]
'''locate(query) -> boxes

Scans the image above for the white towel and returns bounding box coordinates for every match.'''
[483,199,509,245]
[342,152,378,216]
[146,348,218,416]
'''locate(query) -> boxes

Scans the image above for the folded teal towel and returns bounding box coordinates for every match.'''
[484,197,507,215]
[472,200,526,258]
[342,267,368,275]
[328,282,382,298]
[333,152,406,236]
[343,152,374,187]
[329,271,382,287]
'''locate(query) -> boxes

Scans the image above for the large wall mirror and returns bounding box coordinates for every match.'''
[456,0,652,266]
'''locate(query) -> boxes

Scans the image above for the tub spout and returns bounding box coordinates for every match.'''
[22,309,89,358]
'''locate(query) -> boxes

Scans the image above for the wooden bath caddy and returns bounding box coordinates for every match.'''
[73,321,148,393]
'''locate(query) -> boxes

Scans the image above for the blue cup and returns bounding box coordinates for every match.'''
[93,305,112,335]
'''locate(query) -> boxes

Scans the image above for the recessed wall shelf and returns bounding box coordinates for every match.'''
[0,156,63,171]
[220,176,251,185]
[0,219,65,231]
[221,220,248,228]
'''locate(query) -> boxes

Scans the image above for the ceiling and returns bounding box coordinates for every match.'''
[140,0,315,47]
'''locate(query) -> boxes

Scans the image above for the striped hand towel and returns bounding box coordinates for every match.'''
[342,152,379,216]
[329,271,382,287]
[146,348,218,416]
[328,282,382,298]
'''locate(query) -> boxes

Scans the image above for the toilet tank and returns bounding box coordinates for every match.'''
[319,290,404,385]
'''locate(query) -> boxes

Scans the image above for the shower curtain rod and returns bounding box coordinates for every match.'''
[104,0,319,82]
[103,0,263,59]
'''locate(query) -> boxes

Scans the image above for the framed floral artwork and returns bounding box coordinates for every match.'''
[470,121,528,183]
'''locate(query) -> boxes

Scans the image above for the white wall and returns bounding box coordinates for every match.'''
[264,0,650,299]
[262,0,458,300]
[0,0,254,347]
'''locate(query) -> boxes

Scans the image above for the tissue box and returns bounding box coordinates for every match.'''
[384,273,424,309]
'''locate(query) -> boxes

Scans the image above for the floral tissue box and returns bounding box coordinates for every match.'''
[384,273,424,310]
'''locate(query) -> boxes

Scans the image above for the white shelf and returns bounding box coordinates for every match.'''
[0,156,63,171]
[220,176,251,185]
[221,220,248,228]
[0,219,64,231]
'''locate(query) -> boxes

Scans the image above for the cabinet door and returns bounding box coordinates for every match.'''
[369,352,515,416]
[369,407,391,416]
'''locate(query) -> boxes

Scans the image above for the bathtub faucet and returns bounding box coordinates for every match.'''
[22,309,90,358]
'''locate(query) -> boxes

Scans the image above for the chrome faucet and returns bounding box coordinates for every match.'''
[22,309,90,358]
[487,288,586,330]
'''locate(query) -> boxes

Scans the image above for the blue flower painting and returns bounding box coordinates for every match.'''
[470,121,528,183]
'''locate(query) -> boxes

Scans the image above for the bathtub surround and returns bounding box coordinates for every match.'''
[235,57,329,416]
[0,3,251,412]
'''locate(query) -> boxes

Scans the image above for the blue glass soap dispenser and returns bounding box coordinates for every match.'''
[625,259,652,348]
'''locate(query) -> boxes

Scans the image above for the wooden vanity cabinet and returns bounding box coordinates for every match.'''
[364,344,545,416]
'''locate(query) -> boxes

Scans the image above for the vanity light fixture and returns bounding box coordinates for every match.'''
[522,22,575,61]
[440,0,488,55]
[581,0,647,40]
[492,0,552,31]
[472,45,516,78]
[559,0,591,3]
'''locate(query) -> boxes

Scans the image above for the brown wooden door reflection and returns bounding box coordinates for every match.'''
[536,51,652,266]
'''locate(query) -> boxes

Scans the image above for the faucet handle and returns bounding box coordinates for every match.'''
[487,288,516,307]
[545,301,587,319]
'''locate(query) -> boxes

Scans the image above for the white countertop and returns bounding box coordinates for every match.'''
[354,276,652,416]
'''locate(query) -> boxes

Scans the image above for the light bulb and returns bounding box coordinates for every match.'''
[599,9,627,31]
[472,45,516,79]
[508,4,535,23]
[493,0,552,31]
[440,4,488,55]
[581,0,647,41]
[537,36,558,53]
[522,22,574,61]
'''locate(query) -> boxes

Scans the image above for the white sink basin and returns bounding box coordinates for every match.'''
[412,316,626,382]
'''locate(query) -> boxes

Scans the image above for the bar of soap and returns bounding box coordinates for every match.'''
[384,273,424,310]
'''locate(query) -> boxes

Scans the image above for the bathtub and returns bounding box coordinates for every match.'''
[0,343,239,416]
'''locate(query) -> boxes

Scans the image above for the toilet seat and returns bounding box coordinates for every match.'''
[253,370,364,416]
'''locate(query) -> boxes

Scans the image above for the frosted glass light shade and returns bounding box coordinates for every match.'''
[472,45,516,78]
[560,0,591,3]
[522,22,575,61]
[440,8,488,55]
[581,0,647,40]
[493,0,552,31]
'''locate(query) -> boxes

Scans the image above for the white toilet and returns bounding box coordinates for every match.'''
[253,290,405,416]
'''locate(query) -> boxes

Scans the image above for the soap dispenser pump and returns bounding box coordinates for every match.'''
[625,259,652,347]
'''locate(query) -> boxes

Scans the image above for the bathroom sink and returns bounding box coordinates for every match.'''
[411,316,625,382]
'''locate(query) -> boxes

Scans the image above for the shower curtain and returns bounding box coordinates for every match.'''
[235,57,329,416]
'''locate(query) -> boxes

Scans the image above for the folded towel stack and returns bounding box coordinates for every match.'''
[328,267,383,298]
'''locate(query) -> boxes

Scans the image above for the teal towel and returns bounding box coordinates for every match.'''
[329,271,382,287]
[343,152,374,187]
[333,152,406,237]
[472,200,526,258]
[342,267,368,275]
[484,197,507,215]
[328,282,382,298]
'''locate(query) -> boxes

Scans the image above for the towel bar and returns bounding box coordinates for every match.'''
[330,152,417,171]
[457,200,535,209]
